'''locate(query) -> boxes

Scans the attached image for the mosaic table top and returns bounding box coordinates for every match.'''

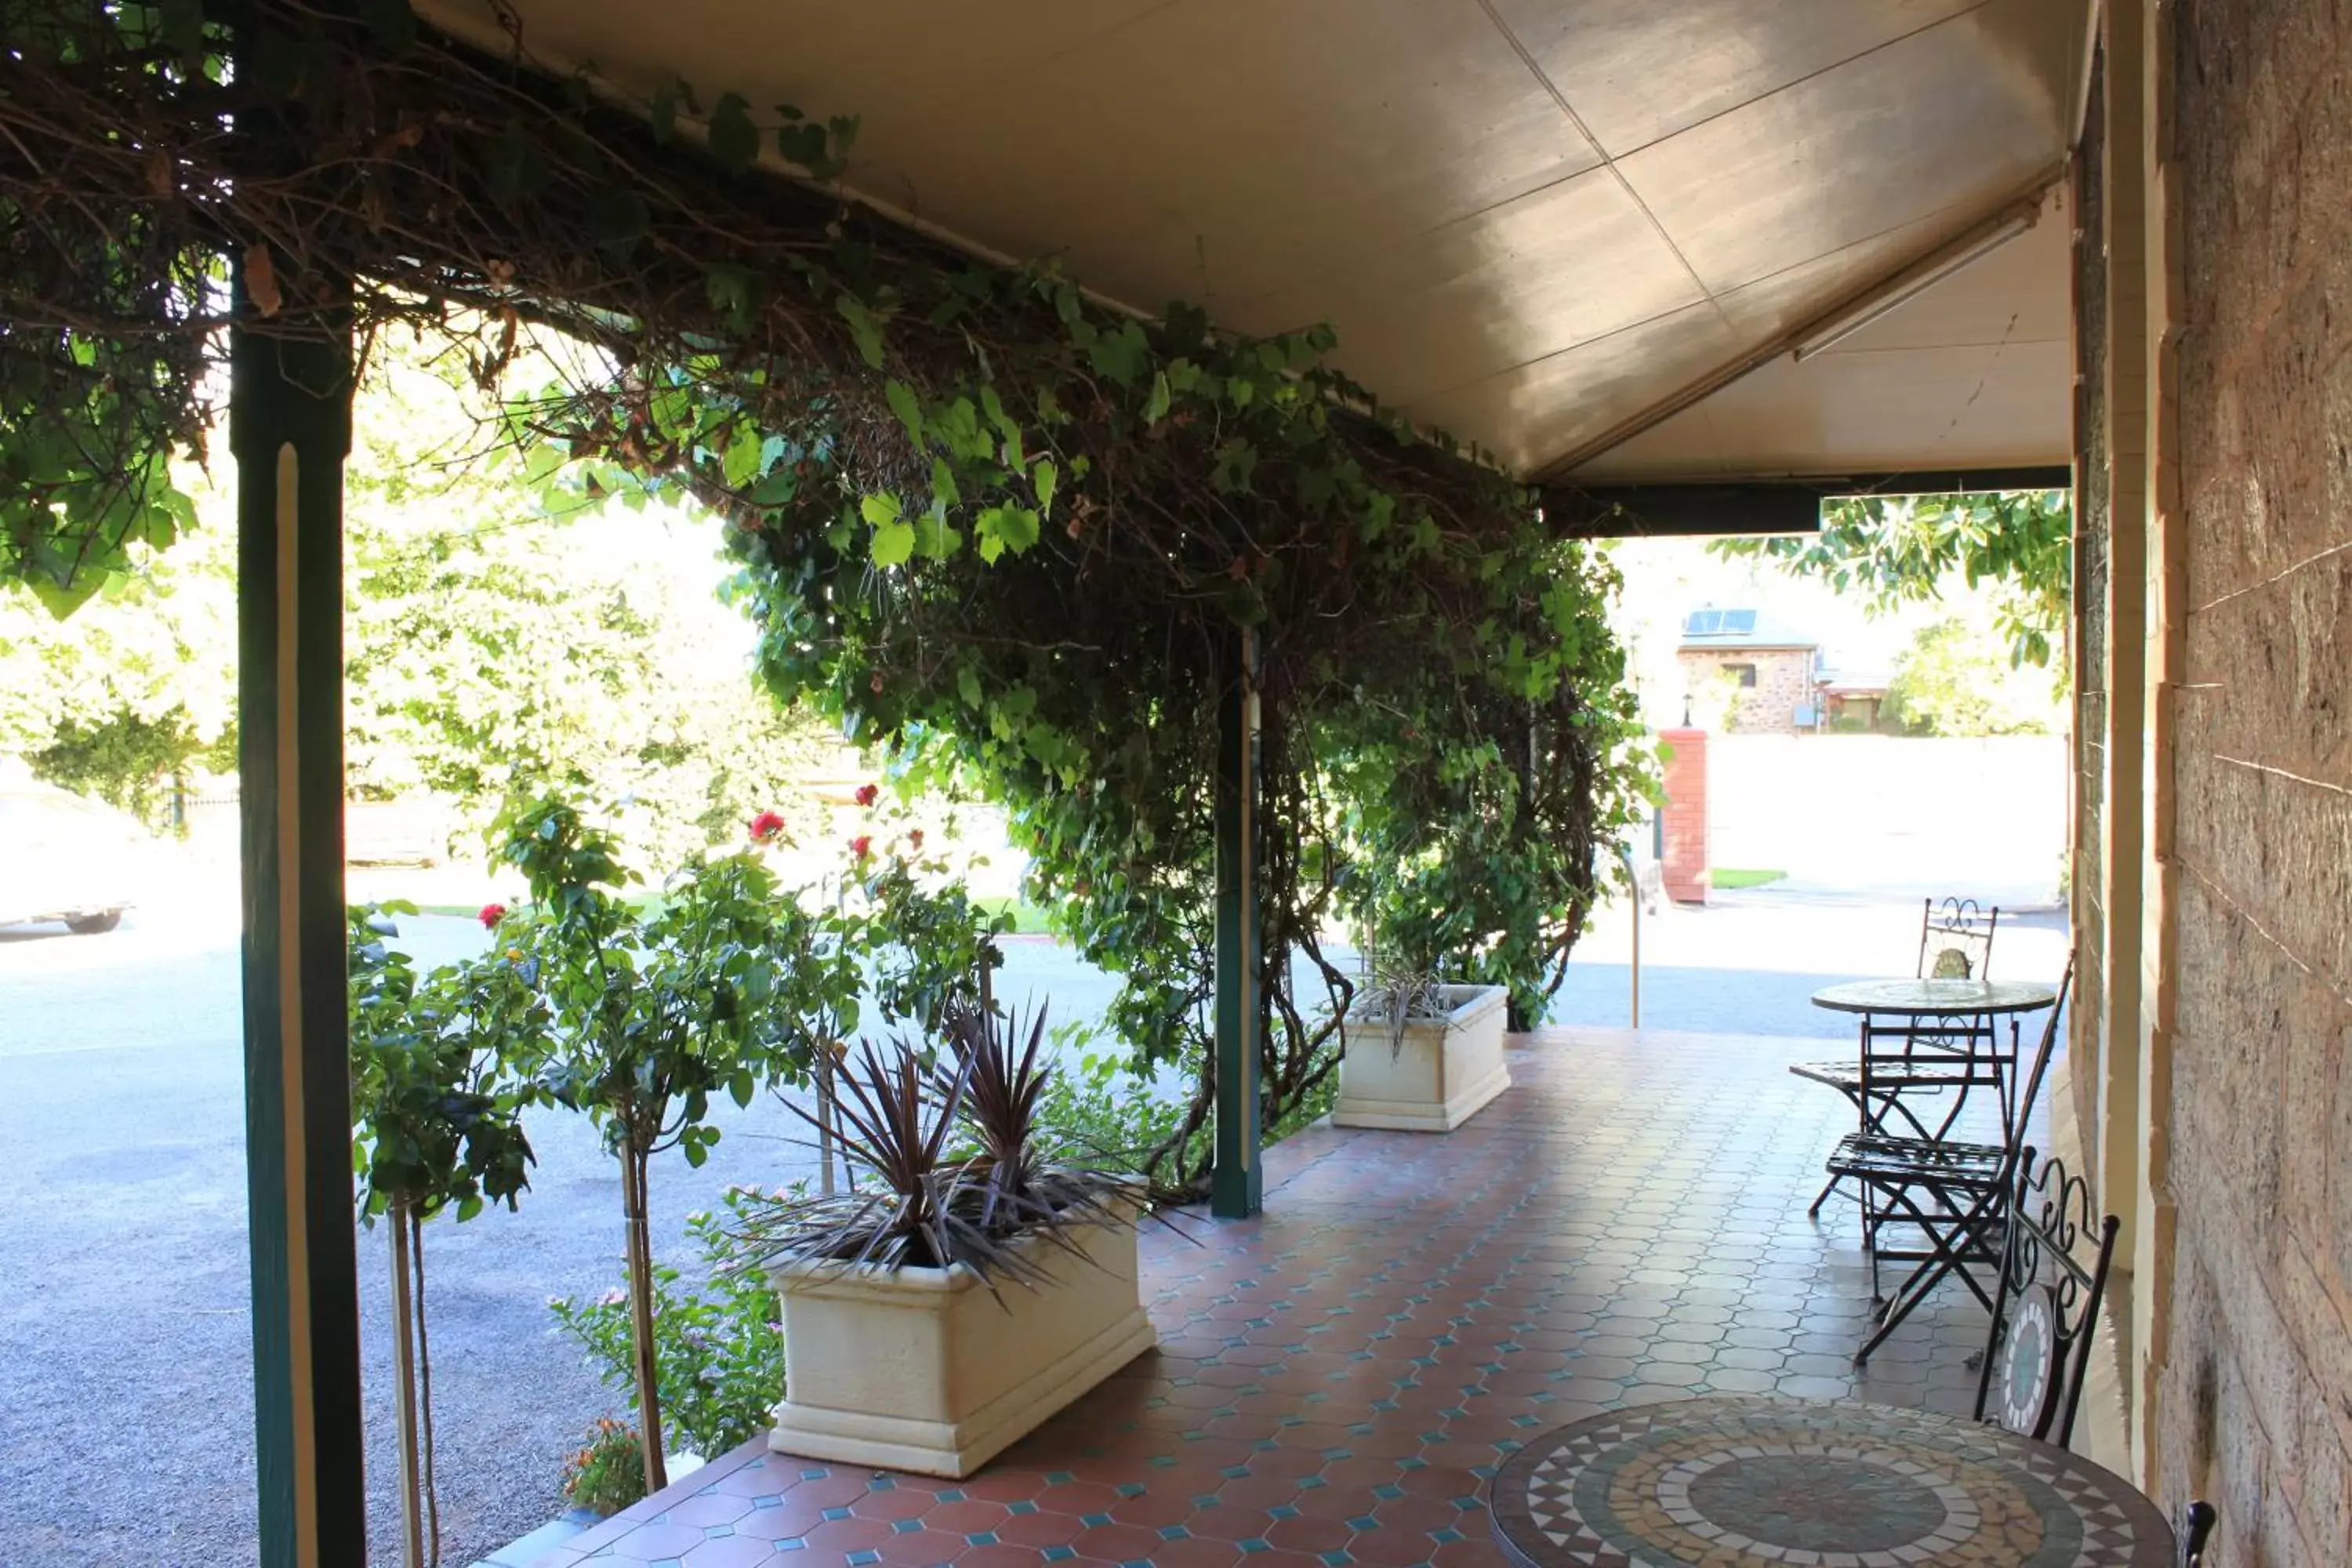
[1489,1396,2173,1567]
[1810,978,2060,1018]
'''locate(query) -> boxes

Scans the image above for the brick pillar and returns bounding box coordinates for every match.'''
[1659,728,1708,904]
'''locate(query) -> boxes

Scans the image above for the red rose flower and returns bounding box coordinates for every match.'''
[850,835,873,859]
[855,782,879,808]
[747,810,786,844]
[907,829,924,851]
[477,902,507,930]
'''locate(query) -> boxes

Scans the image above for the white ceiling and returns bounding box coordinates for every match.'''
[416,0,2089,484]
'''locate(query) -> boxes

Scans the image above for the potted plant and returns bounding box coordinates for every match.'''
[730,1007,1156,1477]
[1328,953,1511,1131]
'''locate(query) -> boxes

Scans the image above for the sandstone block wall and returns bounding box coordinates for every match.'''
[2163,5,2352,1562]
[1676,647,1816,734]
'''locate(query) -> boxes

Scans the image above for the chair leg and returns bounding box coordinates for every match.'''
[1809,1171,1847,1217]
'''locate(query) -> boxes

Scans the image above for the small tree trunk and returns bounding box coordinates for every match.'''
[387,1202,428,1568]
[622,1142,670,1496]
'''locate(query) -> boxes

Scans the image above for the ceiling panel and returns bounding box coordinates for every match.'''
[1571,187,2072,480]
[416,0,2089,482]
[1614,0,2072,296]
[1406,302,1744,477]
[1485,0,1976,158]
[1229,167,1704,406]
[1583,339,2072,479]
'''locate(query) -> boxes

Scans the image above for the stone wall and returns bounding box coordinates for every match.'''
[2072,42,2111,1169]
[2161,4,2352,1562]
[1675,647,1816,734]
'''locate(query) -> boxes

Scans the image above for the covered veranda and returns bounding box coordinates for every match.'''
[510,1029,2005,1568]
[34,0,2343,1563]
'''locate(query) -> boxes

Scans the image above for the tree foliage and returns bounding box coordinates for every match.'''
[1884,617,2063,737]
[6,0,1653,1200]
[1711,490,2073,668]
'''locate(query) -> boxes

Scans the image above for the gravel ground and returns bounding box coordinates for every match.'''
[0,872,2067,1566]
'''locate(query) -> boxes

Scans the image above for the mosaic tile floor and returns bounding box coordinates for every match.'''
[526,1026,2007,1568]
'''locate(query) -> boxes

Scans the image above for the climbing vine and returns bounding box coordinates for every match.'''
[5,0,1652,1193]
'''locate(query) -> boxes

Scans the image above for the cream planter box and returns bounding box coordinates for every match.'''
[765,1211,1156,1478]
[1331,982,1511,1131]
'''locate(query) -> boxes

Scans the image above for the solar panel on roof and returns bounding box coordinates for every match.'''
[1682,608,1758,637]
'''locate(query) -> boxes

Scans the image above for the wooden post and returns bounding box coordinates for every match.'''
[1210,627,1262,1218]
[231,253,368,1566]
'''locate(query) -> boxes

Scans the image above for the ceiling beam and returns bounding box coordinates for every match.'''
[1546,465,2073,539]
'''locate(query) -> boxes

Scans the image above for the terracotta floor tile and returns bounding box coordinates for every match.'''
[591,1033,2016,1568]
[876,1526,973,1565]
[993,1509,1085,1548]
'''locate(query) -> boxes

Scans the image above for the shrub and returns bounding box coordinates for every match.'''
[561,1418,648,1517]
[550,1198,787,1461]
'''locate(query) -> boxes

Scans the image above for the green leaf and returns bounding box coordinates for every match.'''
[1032,459,1058,514]
[1087,321,1151,389]
[704,263,757,329]
[913,508,964,560]
[721,427,764,488]
[707,93,760,170]
[837,296,887,369]
[1142,371,1172,426]
[975,505,1041,564]
[885,380,925,445]
[869,516,916,569]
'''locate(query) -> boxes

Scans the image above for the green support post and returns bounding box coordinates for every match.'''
[1211,626,1263,1218]
[231,252,368,1567]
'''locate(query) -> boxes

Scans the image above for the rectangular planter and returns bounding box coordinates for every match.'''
[1330,982,1511,1131]
[764,1209,1155,1477]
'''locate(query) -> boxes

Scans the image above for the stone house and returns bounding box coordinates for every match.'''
[1675,608,1820,734]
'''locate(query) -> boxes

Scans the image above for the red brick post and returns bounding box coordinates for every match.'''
[1659,728,1708,905]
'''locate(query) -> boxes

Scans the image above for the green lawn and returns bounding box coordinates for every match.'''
[1710,868,1788,890]
[975,896,1056,935]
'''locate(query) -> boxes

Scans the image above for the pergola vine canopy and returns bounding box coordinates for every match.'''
[2,0,1653,1188]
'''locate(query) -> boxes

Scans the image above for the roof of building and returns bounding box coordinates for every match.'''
[1676,608,1819,651]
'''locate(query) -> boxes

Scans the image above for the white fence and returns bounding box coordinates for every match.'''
[1704,734,2068,902]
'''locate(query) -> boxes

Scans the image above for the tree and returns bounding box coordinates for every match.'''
[349,904,546,1568]
[498,798,803,1497]
[1711,490,2072,668]
[1884,617,2063,736]
[2,344,836,855]
[0,506,236,824]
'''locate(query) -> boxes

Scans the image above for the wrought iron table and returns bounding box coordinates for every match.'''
[1807,976,2059,1150]
[1489,1396,2175,1566]
[1809,977,2060,1020]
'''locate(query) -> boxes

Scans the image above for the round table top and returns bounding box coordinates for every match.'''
[1490,1396,2174,1568]
[1810,977,2059,1017]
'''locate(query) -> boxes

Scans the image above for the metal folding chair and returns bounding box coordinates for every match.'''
[1971,1147,2118,1446]
[1794,897,2006,1215]
[1828,959,2071,1363]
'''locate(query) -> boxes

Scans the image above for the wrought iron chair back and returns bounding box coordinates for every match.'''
[2176,1501,2217,1566]
[1917,896,1998,981]
[1970,1146,2118,1446]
